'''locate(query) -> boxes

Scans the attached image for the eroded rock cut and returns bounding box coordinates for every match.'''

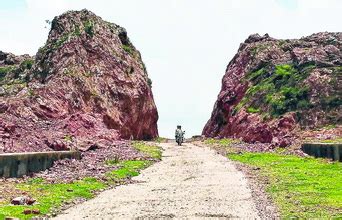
[0,10,158,153]
[203,33,341,146]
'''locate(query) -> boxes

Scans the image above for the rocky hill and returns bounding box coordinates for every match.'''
[0,9,158,153]
[203,32,341,146]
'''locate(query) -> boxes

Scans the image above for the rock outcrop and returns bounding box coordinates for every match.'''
[203,32,341,146]
[0,9,158,153]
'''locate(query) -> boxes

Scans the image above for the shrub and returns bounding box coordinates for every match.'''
[53,34,69,49]
[122,45,134,55]
[246,107,260,113]
[74,26,81,37]
[0,66,14,79]
[84,20,94,37]
[27,88,35,97]
[20,59,34,70]
[275,64,295,77]
[147,77,152,88]
[247,68,266,81]
[242,64,312,117]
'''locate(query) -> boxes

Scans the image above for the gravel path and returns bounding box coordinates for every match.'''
[55,142,260,219]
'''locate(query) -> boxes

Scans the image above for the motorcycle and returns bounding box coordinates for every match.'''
[176,131,185,146]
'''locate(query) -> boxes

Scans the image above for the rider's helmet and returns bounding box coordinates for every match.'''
[177,125,181,129]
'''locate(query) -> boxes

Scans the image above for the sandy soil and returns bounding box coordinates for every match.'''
[55,142,260,219]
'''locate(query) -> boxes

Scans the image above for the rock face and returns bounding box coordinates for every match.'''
[0,10,158,153]
[203,33,341,146]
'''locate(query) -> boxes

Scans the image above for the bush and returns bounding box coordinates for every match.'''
[122,45,134,55]
[147,77,152,88]
[246,107,260,113]
[0,66,14,78]
[84,20,94,37]
[241,64,312,117]
[20,59,34,70]
[275,64,295,77]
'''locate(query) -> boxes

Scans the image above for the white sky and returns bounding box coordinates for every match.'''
[0,0,341,138]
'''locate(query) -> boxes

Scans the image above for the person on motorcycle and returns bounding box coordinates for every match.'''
[175,125,185,145]
[175,125,182,138]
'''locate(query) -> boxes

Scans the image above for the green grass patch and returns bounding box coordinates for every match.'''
[229,152,342,218]
[0,142,160,219]
[154,137,168,143]
[319,137,342,143]
[105,160,151,181]
[0,177,105,219]
[323,124,337,130]
[132,141,162,159]
[305,137,342,144]
[0,159,155,219]
[204,138,240,147]
[105,157,120,165]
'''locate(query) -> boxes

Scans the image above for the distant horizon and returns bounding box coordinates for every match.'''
[1,0,341,138]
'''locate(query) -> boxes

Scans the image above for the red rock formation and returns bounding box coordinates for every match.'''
[203,33,341,146]
[0,10,158,153]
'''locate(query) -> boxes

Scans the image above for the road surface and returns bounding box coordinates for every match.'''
[55,142,260,219]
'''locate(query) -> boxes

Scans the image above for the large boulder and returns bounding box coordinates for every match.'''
[203,32,341,146]
[0,9,158,153]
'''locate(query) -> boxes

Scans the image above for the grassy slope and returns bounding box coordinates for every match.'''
[202,138,342,218]
[0,177,105,219]
[132,141,162,159]
[204,138,240,146]
[105,160,152,181]
[229,152,342,218]
[0,142,161,219]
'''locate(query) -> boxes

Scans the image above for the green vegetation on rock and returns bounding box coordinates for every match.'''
[84,20,94,37]
[235,64,312,117]
[122,44,134,55]
[63,134,73,142]
[74,25,81,37]
[246,107,260,113]
[147,77,152,88]
[229,152,342,218]
[54,34,70,49]
[20,59,34,70]
[0,66,15,80]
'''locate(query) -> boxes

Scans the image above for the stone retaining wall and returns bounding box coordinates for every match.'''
[302,143,342,162]
[0,151,81,177]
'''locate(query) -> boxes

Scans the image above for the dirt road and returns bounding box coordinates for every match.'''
[55,142,260,219]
